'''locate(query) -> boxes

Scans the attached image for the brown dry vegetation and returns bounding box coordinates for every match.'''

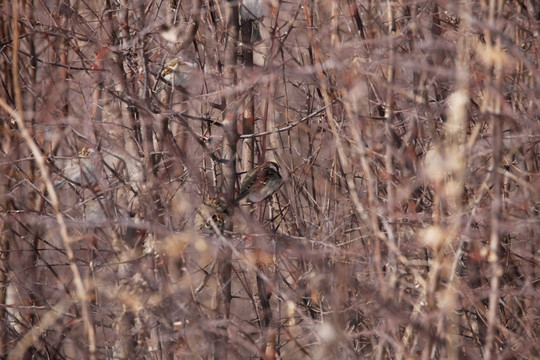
[1,0,539,359]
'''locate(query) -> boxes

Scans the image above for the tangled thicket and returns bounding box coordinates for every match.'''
[1,0,539,359]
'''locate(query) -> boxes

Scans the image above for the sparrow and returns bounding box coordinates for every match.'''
[235,161,283,203]
[194,196,232,234]
[154,56,198,94]
[55,146,99,189]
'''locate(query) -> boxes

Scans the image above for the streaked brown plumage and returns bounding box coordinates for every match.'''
[235,161,283,203]
[194,196,232,234]
[155,56,198,94]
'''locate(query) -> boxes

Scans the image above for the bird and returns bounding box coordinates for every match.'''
[55,146,99,189]
[194,196,232,234]
[154,56,198,94]
[235,161,283,203]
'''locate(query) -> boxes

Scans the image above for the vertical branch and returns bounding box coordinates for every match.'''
[0,211,7,353]
[136,3,166,225]
[105,3,138,359]
[177,0,201,50]
[384,0,397,296]
[0,1,15,352]
[359,2,386,299]
[239,1,275,353]
[484,68,503,360]
[215,0,239,357]
[11,0,22,113]
[60,37,70,117]
[240,8,255,170]
[484,0,504,358]
[136,4,152,180]
[91,46,105,136]
[330,0,339,45]
[440,3,472,359]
